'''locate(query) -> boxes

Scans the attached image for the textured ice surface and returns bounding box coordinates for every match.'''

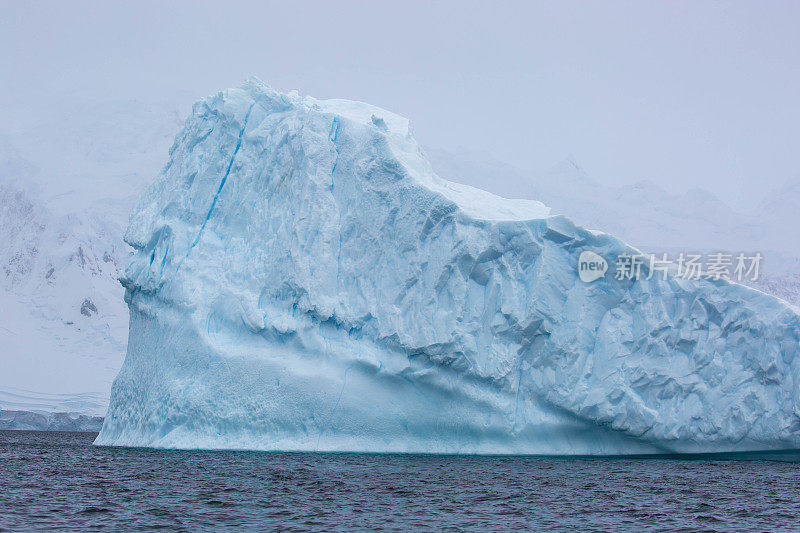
[97,79,800,454]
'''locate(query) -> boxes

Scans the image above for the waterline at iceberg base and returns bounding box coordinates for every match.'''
[96,79,800,454]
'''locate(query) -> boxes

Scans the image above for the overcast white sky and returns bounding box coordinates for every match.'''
[1,1,798,209]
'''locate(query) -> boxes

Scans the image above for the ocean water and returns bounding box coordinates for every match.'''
[1,431,799,531]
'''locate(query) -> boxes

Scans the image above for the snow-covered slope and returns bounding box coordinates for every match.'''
[0,387,107,415]
[96,79,800,454]
[0,179,128,400]
[756,177,800,251]
[0,99,184,412]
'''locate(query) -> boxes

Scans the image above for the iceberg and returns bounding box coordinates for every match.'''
[96,79,800,454]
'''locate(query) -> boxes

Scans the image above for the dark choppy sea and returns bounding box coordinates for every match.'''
[1,431,799,531]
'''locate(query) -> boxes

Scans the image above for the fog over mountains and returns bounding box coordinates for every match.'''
[0,98,185,415]
[427,147,800,258]
[1,95,797,415]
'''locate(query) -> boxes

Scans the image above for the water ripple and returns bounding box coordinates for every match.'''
[1,431,799,531]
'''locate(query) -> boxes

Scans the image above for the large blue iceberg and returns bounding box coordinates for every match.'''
[96,79,800,454]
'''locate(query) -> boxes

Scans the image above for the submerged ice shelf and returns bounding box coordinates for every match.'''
[96,79,800,454]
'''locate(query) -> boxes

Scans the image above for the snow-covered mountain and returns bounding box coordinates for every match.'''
[0,93,797,420]
[425,147,795,255]
[0,178,127,412]
[0,98,185,415]
[755,177,800,250]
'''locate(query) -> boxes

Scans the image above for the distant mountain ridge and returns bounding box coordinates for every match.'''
[0,410,103,432]
[425,146,800,257]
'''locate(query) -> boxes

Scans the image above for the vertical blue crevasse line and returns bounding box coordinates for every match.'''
[329,116,340,175]
[183,99,259,262]
[328,116,343,286]
[328,116,340,143]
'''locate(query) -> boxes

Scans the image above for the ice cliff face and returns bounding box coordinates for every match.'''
[96,79,800,454]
